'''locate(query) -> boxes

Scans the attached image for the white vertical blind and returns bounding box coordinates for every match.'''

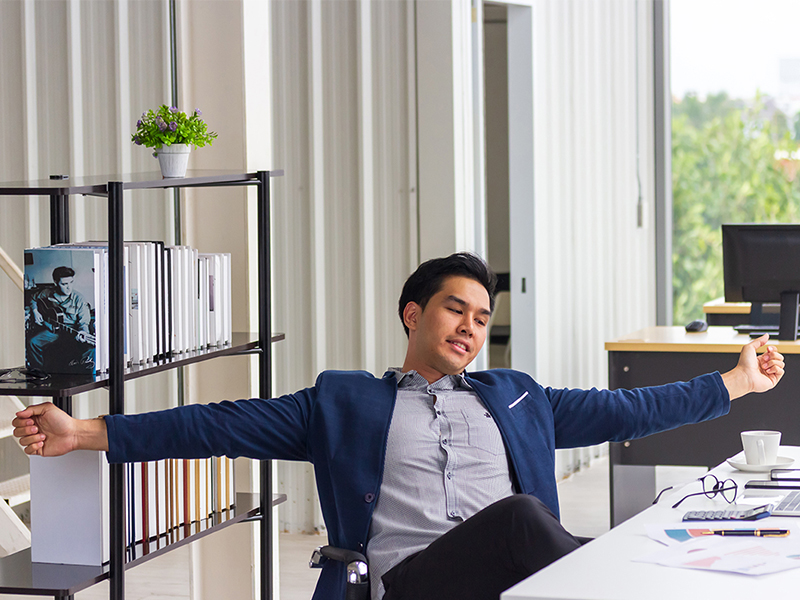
[527,0,656,478]
[270,0,416,534]
[0,0,175,417]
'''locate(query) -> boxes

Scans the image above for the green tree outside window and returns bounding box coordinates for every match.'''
[672,92,800,325]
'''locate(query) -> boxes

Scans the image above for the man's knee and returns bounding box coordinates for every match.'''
[492,495,579,557]
[494,494,558,528]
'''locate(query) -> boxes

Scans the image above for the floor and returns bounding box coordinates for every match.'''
[61,457,610,600]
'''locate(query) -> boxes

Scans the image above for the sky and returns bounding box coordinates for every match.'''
[671,0,800,100]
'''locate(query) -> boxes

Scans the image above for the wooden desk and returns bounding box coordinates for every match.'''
[702,297,779,326]
[503,447,800,600]
[606,327,800,525]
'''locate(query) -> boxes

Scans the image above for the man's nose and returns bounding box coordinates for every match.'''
[459,317,474,336]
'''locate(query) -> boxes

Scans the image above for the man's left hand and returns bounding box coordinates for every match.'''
[722,334,785,400]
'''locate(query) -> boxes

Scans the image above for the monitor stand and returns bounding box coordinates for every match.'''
[779,291,800,341]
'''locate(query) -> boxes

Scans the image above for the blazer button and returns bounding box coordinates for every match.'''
[364,493,375,503]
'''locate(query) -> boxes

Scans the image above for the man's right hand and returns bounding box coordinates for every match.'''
[12,402,109,456]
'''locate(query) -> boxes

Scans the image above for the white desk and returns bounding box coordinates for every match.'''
[502,446,800,600]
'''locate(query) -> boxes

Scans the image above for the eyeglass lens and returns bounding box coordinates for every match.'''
[701,474,737,503]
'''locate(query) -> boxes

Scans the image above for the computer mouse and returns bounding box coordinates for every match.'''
[685,319,708,332]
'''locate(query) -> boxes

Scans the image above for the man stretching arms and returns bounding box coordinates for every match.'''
[14,253,785,600]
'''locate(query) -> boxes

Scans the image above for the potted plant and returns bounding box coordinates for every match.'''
[131,105,217,178]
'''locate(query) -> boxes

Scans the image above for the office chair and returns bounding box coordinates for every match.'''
[310,545,369,600]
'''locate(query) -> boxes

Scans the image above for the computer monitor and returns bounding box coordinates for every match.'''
[722,223,800,340]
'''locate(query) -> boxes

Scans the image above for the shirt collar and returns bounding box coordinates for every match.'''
[389,367,472,391]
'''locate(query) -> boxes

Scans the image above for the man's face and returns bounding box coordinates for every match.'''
[55,276,74,297]
[403,275,491,380]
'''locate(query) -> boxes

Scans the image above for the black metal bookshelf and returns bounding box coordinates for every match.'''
[0,170,284,600]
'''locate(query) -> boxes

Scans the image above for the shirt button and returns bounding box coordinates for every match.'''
[449,511,457,518]
[364,493,375,503]
[442,439,448,446]
[436,410,442,416]
[447,472,452,480]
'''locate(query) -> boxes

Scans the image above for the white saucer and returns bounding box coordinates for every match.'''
[726,454,795,473]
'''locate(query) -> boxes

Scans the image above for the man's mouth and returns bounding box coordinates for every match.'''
[449,340,469,354]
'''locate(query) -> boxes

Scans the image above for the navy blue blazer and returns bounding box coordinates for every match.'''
[106,368,730,599]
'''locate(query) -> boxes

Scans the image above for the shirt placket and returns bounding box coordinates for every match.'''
[432,385,461,521]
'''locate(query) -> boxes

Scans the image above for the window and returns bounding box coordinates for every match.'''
[671,0,800,324]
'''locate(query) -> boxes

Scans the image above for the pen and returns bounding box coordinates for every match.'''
[700,529,790,537]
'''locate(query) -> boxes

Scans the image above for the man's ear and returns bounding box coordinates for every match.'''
[403,302,421,333]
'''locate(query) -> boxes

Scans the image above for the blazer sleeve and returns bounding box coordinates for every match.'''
[546,372,731,449]
[104,385,317,464]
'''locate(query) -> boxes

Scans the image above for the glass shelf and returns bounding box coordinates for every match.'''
[0,332,284,398]
[0,170,284,196]
[0,492,286,596]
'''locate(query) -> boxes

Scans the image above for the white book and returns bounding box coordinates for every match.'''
[181,247,192,353]
[156,460,168,543]
[202,254,221,346]
[172,247,185,354]
[165,248,179,354]
[151,242,164,359]
[30,451,109,565]
[225,457,235,511]
[163,248,172,356]
[132,462,142,550]
[147,242,160,360]
[132,243,150,363]
[222,253,232,345]
[198,257,208,349]
[190,248,199,351]
[128,243,143,364]
[198,457,208,521]
[98,249,108,372]
[146,461,157,546]
[124,244,130,366]
[146,243,157,362]
[187,249,195,352]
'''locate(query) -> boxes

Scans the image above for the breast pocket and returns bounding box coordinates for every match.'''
[461,408,506,456]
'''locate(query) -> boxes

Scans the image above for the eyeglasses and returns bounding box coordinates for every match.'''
[653,474,738,509]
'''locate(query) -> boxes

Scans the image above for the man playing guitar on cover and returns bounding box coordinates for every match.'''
[27,266,94,372]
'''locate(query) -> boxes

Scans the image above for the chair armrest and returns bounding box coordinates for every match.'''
[309,545,369,600]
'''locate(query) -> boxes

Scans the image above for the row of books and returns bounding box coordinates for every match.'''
[126,457,235,558]
[30,452,236,566]
[23,242,233,375]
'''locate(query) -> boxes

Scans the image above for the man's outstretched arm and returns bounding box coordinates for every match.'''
[12,403,108,456]
[721,333,785,400]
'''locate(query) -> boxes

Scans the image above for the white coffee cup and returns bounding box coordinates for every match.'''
[741,430,781,465]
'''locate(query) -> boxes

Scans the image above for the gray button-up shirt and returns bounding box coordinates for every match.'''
[367,369,515,600]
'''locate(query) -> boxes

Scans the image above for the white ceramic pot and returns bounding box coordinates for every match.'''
[155,143,191,178]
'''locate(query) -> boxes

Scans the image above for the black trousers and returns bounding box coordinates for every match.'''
[381,494,585,600]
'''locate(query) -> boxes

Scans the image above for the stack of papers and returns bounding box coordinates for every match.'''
[637,525,800,575]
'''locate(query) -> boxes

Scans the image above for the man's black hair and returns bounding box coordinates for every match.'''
[52,266,75,283]
[398,252,497,336]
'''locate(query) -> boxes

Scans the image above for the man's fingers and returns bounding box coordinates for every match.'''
[16,403,50,418]
[22,441,44,456]
[749,333,770,349]
[11,417,33,430]
[13,423,38,438]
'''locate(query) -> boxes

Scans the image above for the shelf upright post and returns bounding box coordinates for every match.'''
[256,171,273,600]
[107,180,126,600]
[49,175,73,416]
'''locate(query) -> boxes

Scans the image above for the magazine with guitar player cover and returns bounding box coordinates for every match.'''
[24,247,100,375]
